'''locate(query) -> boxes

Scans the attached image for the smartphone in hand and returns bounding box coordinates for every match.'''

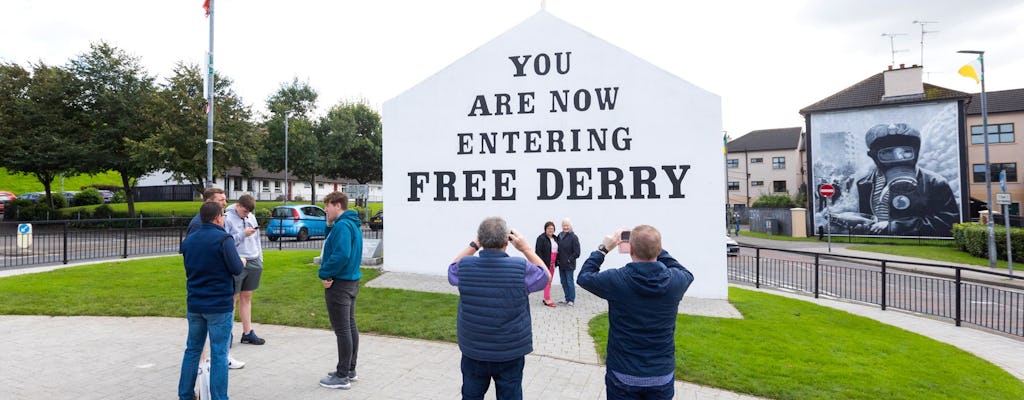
[617,231,631,254]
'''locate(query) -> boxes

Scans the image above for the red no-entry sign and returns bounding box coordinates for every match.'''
[819,183,835,198]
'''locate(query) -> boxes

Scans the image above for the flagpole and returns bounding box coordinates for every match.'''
[959,50,996,268]
[206,0,215,188]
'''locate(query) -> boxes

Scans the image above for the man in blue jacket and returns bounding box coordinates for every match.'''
[178,202,245,400]
[577,225,694,400]
[447,217,551,400]
[317,192,364,390]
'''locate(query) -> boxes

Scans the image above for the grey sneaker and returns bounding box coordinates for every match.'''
[326,370,358,382]
[567,301,574,307]
[319,374,351,389]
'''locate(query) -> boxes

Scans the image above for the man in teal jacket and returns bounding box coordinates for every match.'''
[317,191,364,390]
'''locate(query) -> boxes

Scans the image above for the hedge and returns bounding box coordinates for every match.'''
[951,222,1024,262]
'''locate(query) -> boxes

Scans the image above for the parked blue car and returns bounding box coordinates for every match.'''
[265,205,328,241]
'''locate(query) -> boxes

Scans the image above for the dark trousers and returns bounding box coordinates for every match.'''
[325,279,360,376]
[460,355,525,400]
[605,371,674,400]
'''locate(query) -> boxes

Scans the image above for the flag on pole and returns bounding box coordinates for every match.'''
[958,57,981,84]
[203,0,211,17]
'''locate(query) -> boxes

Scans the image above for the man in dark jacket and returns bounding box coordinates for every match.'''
[447,217,551,400]
[178,202,245,400]
[578,225,694,400]
[318,191,364,390]
[555,218,581,305]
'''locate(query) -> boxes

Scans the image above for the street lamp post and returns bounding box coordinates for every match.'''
[284,112,289,205]
[959,50,997,268]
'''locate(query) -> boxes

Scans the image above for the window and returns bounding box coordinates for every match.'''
[772,157,786,169]
[274,181,282,192]
[750,157,763,163]
[318,183,325,189]
[751,181,764,187]
[233,177,242,191]
[773,180,787,193]
[261,180,270,192]
[727,181,740,191]
[726,159,739,168]
[973,163,1017,183]
[304,182,311,188]
[970,123,1015,144]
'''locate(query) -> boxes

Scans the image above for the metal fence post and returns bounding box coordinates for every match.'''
[881,260,887,311]
[755,247,761,288]
[954,268,962,327]
[123,218,129,259]
[62,221,69,265]
[814,254,820,298]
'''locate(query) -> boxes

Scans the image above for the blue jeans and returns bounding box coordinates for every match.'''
[559,268,576,302]
[605,371,674,400]
[461,355,525,400]
[179,311,234,400]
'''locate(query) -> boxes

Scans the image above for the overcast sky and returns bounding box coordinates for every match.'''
[3,0,1022,138]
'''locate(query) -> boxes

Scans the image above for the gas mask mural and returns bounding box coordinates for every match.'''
[809,103,964,237]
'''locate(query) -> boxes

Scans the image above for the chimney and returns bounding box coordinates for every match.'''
[882,65,924,100]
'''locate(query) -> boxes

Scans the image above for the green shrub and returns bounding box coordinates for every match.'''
[72,188,104,207]
[952,222,1023,262]
[3,199,34,220]
[92,204,115,219]
[111,190,127,204]
[751,194,795,208]
[38,193,68,209]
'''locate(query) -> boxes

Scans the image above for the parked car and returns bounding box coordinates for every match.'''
[18,192,44,202]
[98,190,114,203]
[0,191,15,213]
[368,211,383,231]
[265,205,328,241]
[726,236,739,257]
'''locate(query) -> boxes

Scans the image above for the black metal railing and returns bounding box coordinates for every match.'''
[0,217,382,269]
[729,245,1024,338]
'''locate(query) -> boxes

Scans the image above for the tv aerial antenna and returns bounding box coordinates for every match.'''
[912,20,939,67]
[881,33,908,66]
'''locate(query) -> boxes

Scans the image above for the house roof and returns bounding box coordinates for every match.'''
[966,88,1024,115]
[799,72,970,115]
[727,127,802,152]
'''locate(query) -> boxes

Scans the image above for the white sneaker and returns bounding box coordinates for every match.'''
[228,355,246,369]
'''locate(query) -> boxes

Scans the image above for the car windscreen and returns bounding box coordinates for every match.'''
[272,208,293,218]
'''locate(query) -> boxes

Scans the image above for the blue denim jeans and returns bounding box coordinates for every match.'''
[605,371,674,400]
[559,268,576,302]
[460,355,525,400]
[178,311,234,400]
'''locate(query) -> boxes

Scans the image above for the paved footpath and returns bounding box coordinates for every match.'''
[1,262,1021,399]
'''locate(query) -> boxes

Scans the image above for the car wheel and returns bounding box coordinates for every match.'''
[297,228,309,241]
[268,235,278,242]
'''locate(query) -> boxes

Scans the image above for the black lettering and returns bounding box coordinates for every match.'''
[534,53,550,75]
[467,95,491,117]
[407,172,429,202]
[546,130,565,152]
[501,131,520,153]
[597,167,626,199]
[509,55,531,77]
[537,168,563,200]
[433,171,458,201]
[573,89,591,111]
[493,170,516,200]
[569,128,581,152]
[549,90,569,113]
[495,93,511,115]
[595,87,619,110]
[555,52,572,74]
[629,166,660,199]
[479,132,497,154]
[463,170,486,201]
[524,130,542,153]
[517,92,535,114]
[567,168,593,200]
[587,128,607,151]
[457,133,473,155]
[662,165,690,199]
[611,127,631,151]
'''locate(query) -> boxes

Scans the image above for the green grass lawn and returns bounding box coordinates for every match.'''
[1,168,124,194]
[1,252,1020,399]
[61,200,383,219]
[742,230,953,246]
[591,287,1024,400]
[848,244,1017,271]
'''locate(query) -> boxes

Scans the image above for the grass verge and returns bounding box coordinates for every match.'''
[848,244,1016,271]
[589,287,1024,400]
[742,230,953,246]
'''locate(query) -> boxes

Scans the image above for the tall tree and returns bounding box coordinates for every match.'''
[129,62,258,194]
[0,62,88,208]
[259,79,320,203]
[319,101,383,184]
[69,41,161,217]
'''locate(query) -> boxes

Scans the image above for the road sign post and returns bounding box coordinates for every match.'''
[17,223,32,249]
[819,184,835,253]
[997,191,1013,275]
